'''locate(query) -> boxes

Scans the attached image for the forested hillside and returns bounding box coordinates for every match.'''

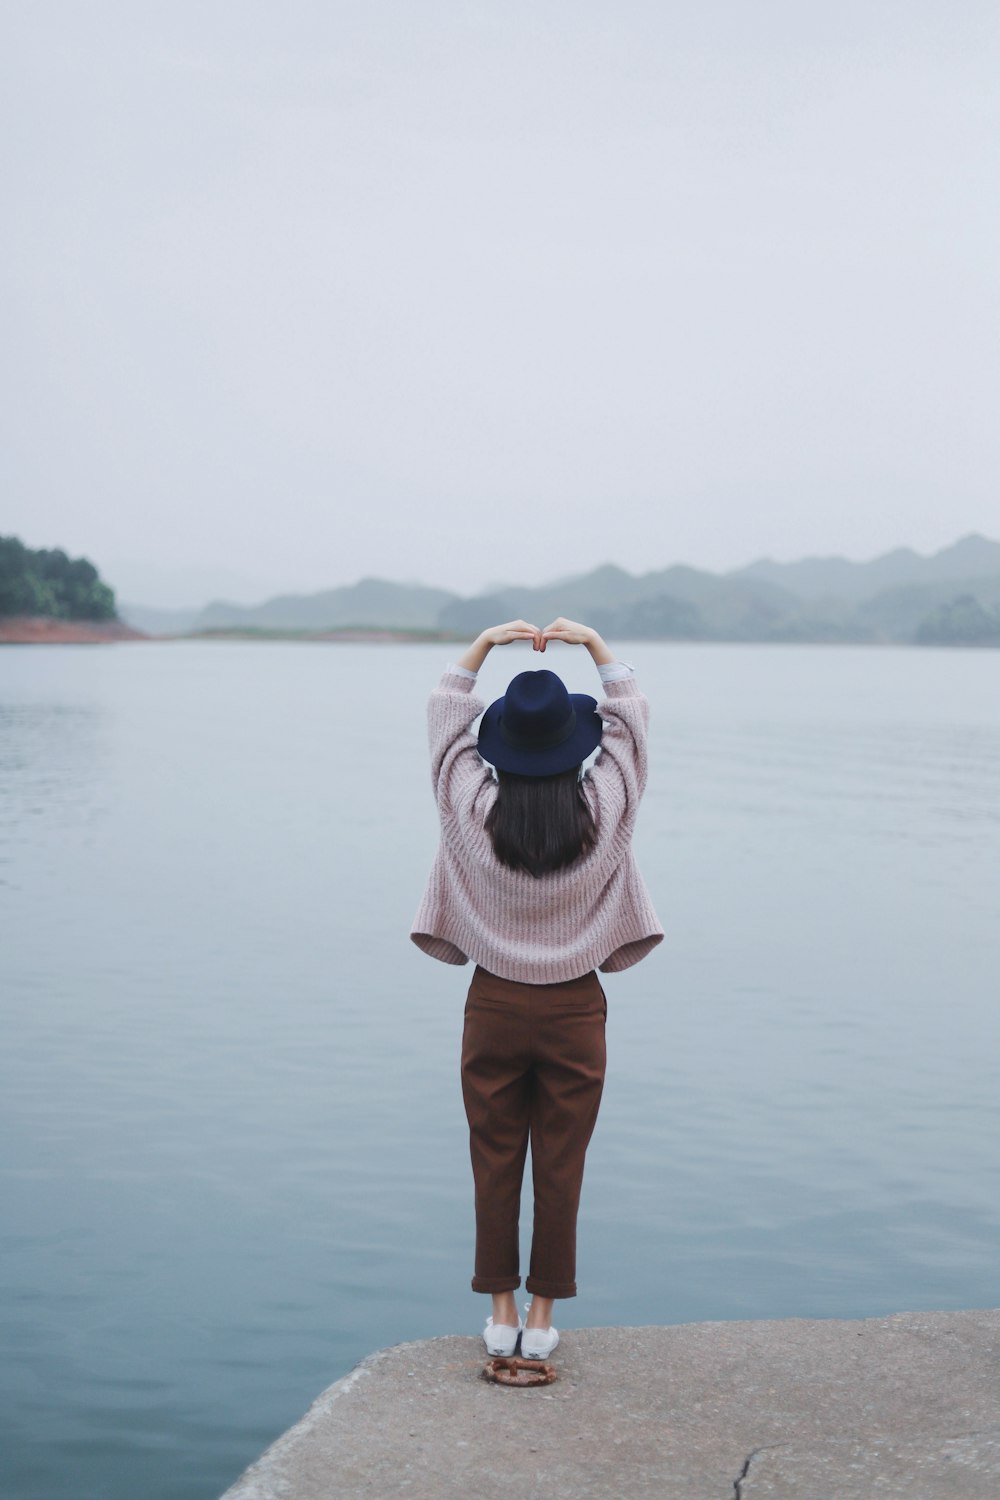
[0,536,118,621]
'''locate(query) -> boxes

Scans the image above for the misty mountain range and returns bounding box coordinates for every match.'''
[120,534,1000,646]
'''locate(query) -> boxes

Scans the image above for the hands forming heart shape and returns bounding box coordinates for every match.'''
[483,617,596,652]
[460,617,612,676]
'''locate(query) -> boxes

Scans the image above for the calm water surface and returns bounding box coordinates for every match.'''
[2,641,999,1500]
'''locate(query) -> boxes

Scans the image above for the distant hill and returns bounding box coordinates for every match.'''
[437,563,807,642]
[736,533,1000,600]
[857,575,1000,643]
[170,533,1000,646]
[915,593,1000,645]
[436,535,1000,644]
[192,577,456,632]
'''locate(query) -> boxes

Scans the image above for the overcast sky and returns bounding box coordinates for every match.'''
[4,2,998,606]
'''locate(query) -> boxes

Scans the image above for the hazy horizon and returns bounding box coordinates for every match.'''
[95,529,995,611]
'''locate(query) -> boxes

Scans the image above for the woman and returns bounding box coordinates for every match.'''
[411,617,663,1360]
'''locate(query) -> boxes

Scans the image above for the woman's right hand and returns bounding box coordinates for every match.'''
[540,617,594,647]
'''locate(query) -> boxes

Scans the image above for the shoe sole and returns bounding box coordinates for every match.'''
[520,1339,559,1360]
[484,1335,522,1357]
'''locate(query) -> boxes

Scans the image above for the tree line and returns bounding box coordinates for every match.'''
[0,535,117,621]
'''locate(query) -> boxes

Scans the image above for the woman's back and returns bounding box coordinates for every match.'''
[410,645,663,982]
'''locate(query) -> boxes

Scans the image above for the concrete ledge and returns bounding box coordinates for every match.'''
[220,1309,1000,1499]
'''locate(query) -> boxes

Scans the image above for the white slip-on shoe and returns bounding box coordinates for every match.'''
[520,1303,559,1360]
[483,1314,523,1357]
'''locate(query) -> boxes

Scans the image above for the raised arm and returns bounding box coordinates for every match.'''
[428,621,543,812]
[539,617,649,833]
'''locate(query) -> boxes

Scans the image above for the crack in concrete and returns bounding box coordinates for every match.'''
[732,1443,788,1498]
[730,1430,1000,1496]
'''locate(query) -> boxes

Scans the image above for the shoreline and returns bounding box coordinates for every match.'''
[183,626,467,643]
[2,615,996,649]
[0,616,463,645]
[0,615,150,644]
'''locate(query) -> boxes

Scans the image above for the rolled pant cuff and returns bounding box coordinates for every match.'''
[471,1275,522,1293]
[525,1276,577,1299]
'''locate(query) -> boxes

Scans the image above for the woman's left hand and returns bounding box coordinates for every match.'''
[456,621,542,673]
[481,621,542,648]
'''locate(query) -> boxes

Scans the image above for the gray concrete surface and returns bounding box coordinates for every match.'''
[220,1309,1000,1499]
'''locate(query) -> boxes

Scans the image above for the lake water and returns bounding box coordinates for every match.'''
[2,640,999,1500]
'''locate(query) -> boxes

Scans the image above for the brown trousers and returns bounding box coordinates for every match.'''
[460,964,607,1300]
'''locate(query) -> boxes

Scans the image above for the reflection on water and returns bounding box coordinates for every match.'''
[1,641,999,1500]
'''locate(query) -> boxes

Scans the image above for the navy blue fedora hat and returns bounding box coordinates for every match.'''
[478,669,603,776]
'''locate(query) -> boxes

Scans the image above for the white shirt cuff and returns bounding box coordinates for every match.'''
[598,660,635,682]
[447,660,633,682]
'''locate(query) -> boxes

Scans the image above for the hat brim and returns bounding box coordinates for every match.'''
[478,693,603,776]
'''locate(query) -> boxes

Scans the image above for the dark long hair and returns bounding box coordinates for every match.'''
[484,766,597,877]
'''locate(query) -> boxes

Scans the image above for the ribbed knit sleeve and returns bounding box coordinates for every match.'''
[427,671,489,814]
[582,676,650,842]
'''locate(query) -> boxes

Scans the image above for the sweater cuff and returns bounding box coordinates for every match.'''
[445,662,478,680]
[601,675,642,698]
[439,670,477,693]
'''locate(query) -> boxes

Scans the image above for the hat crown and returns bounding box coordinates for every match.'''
[478,669,602,775]
[501,670,573,744]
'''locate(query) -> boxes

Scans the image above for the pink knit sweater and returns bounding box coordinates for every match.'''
[410,670,664,984]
